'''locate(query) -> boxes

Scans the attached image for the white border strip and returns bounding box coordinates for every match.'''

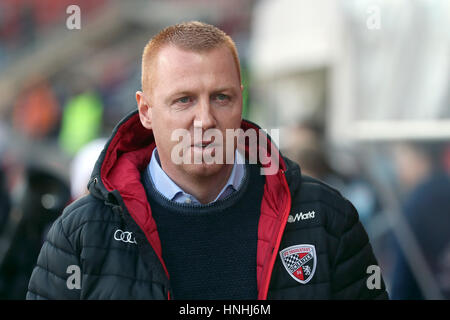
[347,120,450,141]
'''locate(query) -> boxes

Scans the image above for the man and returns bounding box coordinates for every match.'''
[390,142,450,299]
[27,21,388,300]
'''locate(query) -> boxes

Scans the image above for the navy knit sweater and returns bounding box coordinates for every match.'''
[142,164,265,299]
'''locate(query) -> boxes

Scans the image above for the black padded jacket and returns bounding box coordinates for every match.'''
[26,111,389,300]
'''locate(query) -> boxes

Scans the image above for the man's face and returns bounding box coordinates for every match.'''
[137,44,243,180]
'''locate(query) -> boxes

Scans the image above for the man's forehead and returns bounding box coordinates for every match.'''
[155,44,232,69]
[150,44,240,90]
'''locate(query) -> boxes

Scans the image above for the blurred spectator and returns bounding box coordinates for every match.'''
[0,166,70,299]
[58,90,103,156]
[283,122,334,181]
[98,58,138,132]
[12,77,60,139]
[0,166,10,236]
[70,138,106,200]
[283,122,379,225]
[390,142,450,299]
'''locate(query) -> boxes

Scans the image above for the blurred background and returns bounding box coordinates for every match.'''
[0,0,448,299]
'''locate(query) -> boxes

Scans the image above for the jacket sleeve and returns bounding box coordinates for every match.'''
[26,215,81,300]
[330,200,389,299]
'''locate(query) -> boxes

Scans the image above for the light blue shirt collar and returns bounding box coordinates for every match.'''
[147,147,245,205]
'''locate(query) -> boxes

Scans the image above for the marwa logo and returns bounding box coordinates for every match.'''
[288,211,315,223]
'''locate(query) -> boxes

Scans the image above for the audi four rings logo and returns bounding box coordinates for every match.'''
[114,229,137,244]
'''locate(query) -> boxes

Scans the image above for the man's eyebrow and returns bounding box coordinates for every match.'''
[210,86,238,94]
[165,86,238,103]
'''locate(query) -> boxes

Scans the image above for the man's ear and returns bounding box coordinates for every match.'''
[136,91,152,129]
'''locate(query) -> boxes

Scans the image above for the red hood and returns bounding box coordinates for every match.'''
[98,111,291,299]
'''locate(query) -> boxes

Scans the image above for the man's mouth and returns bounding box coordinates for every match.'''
[192,141,215,148]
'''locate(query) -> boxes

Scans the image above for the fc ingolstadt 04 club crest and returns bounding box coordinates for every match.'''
[279,244,317,284]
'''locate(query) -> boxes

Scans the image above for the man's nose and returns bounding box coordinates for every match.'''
[195,98,216,130]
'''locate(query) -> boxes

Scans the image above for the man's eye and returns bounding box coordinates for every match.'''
[214,94,230,102]
[176,97,191,104]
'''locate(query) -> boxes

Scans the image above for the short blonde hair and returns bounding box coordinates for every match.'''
[141,21,241,92]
